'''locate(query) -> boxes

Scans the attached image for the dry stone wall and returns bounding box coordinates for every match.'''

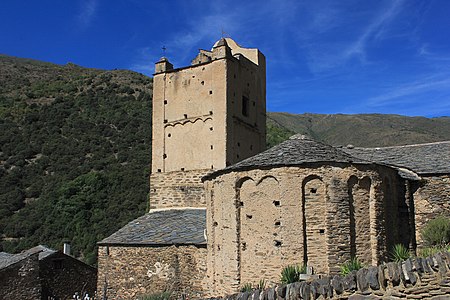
[97,245,206,300]
[208,252,450,300]
[150,169,210,209]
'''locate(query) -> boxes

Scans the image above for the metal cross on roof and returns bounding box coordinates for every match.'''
[162,46,166,56]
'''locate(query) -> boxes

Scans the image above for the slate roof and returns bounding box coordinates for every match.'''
[204,134,368,180]
[0,245,56,270]
[343,141,450,175]
[98,208,206,246]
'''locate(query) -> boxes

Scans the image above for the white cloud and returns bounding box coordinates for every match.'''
[77,0,98,29]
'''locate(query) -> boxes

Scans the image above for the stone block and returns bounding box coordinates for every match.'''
[367,266,380,290]
[386,262,401,286]
[317,276,333,298]
[331,275,344,294]
[343,271,358,292]
[298,282,311,300]
[277,284,286,299]
[357,268,369,292]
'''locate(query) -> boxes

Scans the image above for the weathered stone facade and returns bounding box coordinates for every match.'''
[344,142,450,249]
[0,245,97,299]
[0,253,41,299]
[40,251,97,299]
[151,37,266,175]
[204,162,408,296]
[149,169,209,209]
[413,175,450,247]
[97,245,206,299]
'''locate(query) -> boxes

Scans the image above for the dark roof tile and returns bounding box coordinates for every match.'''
[343,141,450,175]
[204,134,366,180]
[98,208,206,246]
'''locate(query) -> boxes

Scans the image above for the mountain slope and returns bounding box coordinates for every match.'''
[267,112,450,147]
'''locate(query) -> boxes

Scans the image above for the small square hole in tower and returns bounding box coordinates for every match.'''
[273,200,280,207]
[209,90,213,95]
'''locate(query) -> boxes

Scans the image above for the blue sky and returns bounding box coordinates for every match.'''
[1,0,450,117]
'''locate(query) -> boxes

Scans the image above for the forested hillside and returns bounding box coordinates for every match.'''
[1,55,449,265]
[0,55,152,264]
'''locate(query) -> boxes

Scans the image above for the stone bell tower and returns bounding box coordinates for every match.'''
[150,38,266,209]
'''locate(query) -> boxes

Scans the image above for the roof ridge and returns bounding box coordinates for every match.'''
[350,140,450,150]
[149,207,206,213]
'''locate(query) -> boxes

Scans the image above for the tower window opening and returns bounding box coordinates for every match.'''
[164,100,167,105]
[184,114,188,119]
[209,90,213,95]
[242,96,249,117]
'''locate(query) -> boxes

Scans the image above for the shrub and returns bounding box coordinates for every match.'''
[240,283,253,292]
[280,264,306,283]
[257,279,266,290]
[419,244,450,257]
[421,216,450,246]
[340,257,363,275]
[391,244,410,262]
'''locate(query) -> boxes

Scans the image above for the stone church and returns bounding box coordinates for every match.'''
[97,38,450,299]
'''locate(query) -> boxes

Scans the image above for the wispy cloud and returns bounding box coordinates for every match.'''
[77,0,98,29]
[300,0,406,73]
[367,75,450,106]
[344,0,404,61]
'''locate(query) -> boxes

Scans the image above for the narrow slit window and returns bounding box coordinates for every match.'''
[242,96,249,117]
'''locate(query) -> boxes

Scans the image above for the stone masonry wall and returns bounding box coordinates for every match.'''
[413,175,450,247]
[0,253,41,299]
[208,251,450,300]
[97,245,207,300]
[204,164,407,296]
[149,169,211,209]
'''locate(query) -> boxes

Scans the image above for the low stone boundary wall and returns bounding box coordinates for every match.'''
[208,252,450,299]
